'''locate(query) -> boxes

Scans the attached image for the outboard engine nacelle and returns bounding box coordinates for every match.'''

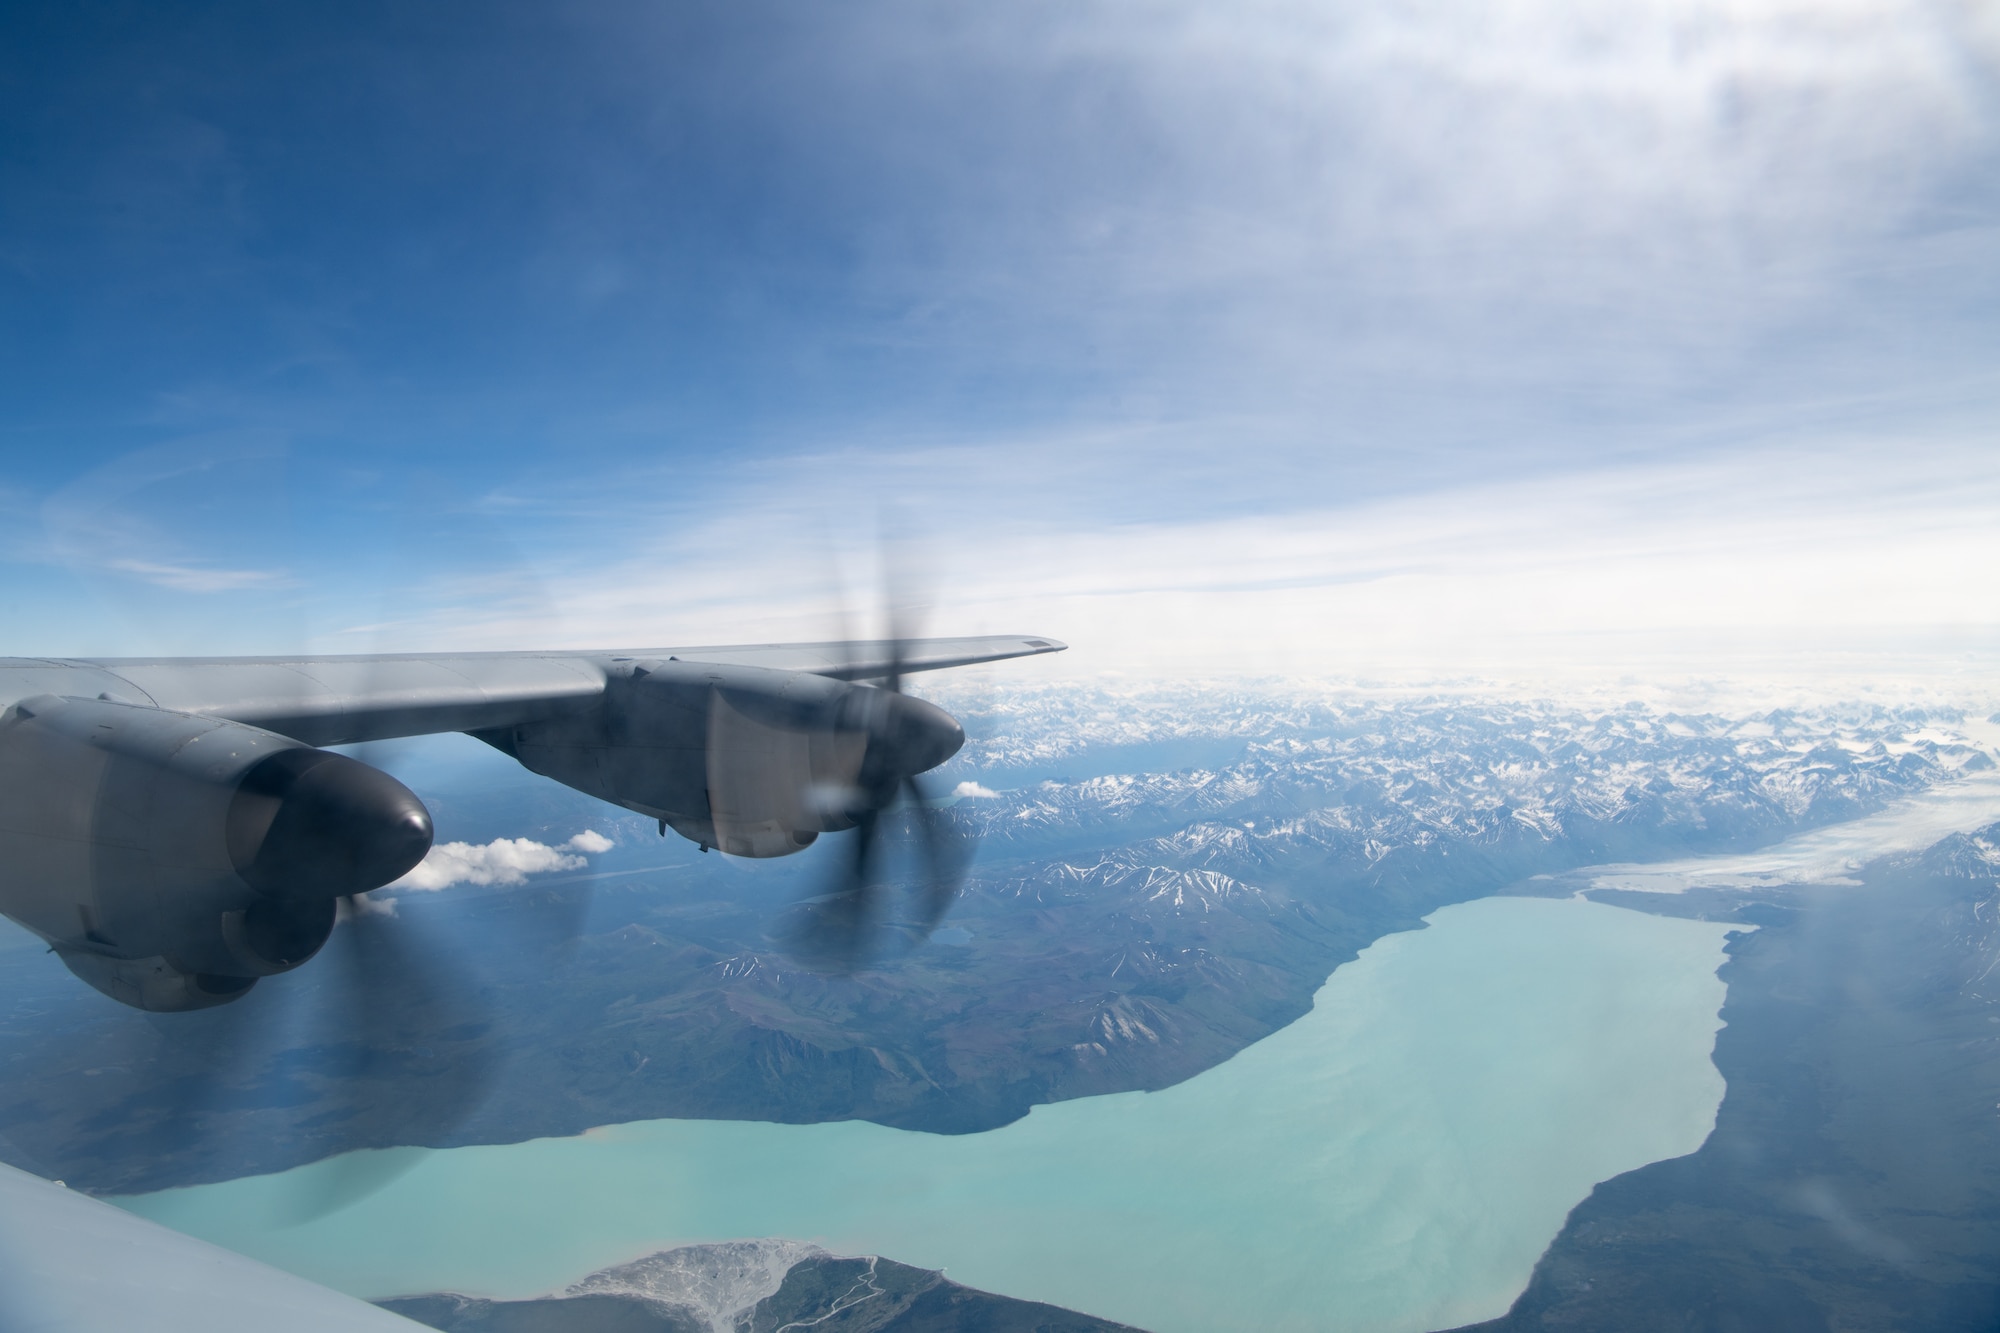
[0,695,433,1011]
[480,660,963,859]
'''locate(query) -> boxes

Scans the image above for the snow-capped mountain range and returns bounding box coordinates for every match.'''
[939,687,1993,909]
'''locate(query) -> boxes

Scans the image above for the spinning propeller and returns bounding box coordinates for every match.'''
[785,552,976,968]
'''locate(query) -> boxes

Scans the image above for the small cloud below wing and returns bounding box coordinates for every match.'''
[393,831,611,891]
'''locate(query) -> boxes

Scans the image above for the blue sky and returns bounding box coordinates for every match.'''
[4,1,1998,687]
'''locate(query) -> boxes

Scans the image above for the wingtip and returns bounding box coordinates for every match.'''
[1022,636,1068,653]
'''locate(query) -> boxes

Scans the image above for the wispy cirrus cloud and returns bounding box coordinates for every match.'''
[561,0,2000,417]
[100,558,294,593]
[5,1,1997,688]
[365,430,2000,694]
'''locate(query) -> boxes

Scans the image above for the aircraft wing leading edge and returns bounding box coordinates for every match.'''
[0,635,1065,747]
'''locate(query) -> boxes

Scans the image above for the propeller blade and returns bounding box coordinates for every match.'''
[276,893,499,1222]
[881,527,930,698]
[903,774,971,936]
[787,518,975,966]
[789,807,881,969]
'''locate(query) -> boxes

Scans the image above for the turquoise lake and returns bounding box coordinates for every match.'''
[120,896,1736,1333]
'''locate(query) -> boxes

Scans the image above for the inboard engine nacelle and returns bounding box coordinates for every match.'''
[0,695,433,1011]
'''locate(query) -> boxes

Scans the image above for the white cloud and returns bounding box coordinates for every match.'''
[102,558,293,593]
[381,432,2000,694]
[28,1,1992,690]
[953,781,1001,799]
[646,0,2000,398]
[393,833,609,892]
[338,893,398,919]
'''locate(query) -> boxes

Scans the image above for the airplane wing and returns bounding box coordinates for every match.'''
[0,1161,423,1331]
[0,635,1064,747]
[0,632,1063,1008]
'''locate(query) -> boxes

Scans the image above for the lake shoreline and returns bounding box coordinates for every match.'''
[119,895,1736,1333]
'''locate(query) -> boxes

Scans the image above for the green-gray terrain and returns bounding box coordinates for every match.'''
[3,686,1998,1330]
[0,687,1967,1194]
[1459,824,2000,1332]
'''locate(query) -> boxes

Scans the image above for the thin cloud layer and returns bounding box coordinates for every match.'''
[381,434,2000,691]
[1,3,1994,689]
[581,0,2000,406]
[100,559,293,594]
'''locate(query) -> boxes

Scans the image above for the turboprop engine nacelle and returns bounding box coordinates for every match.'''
[0,695,433,1011]
[480,660,964,859]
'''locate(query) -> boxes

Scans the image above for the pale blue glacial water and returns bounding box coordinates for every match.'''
[120,896,1734,1333]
